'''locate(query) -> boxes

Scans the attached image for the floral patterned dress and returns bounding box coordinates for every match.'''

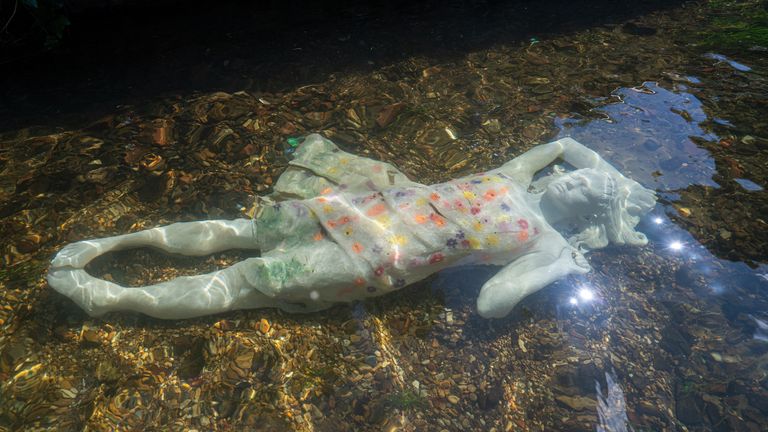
[258,134,545,302]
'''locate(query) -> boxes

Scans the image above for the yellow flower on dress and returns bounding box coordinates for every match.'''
[468,237,481,249]
[390,235,408,246]
[486,234,499,246]
[473,221,484,232]
[376,214,391,229]
[463,191,476,200]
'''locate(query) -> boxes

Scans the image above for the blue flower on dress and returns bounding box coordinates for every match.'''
[446,238,458,249]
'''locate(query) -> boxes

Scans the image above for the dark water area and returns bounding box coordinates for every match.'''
[1,0,684,132]
[1,0,768,431]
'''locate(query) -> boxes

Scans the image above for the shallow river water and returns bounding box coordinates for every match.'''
[1,0,767,431]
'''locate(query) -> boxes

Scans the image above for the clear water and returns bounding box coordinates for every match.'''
[1,0,767,431]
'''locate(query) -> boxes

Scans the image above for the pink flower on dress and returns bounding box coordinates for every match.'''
[429,253,444,264]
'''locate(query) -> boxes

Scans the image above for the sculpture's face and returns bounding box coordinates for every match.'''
[542,169,612,217]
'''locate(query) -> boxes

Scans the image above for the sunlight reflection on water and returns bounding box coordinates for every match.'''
[556,82,719,190]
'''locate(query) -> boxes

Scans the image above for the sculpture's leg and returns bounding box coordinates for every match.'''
[48,238,360,319]
[51,219,257,269]
[48,257,252,318]
[242,239,368,304]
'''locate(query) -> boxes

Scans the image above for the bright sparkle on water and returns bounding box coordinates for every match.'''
[578,287,595,301]
[669,241,684,251]
[653,217,663,225]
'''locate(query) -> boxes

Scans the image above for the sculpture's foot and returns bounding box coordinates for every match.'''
[47,268,120,317]
[50,239,119,269]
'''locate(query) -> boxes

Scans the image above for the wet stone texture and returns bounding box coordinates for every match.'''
[1,0,768,431]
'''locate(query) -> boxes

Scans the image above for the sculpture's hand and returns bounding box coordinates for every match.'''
[570,249,591,272]
[623,182,657,217]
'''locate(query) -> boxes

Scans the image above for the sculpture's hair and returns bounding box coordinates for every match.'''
[533,167,655,251]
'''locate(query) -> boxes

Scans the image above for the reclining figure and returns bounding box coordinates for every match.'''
[48,134,656,319]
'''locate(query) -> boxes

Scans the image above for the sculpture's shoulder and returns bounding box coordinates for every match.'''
[434,172,528,205]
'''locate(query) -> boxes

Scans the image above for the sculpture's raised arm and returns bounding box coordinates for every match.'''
[497,137,624,183]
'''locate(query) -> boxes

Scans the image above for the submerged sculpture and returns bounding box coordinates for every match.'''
[48,134,656,319]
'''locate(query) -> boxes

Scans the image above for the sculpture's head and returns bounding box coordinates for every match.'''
[539,168,656,251]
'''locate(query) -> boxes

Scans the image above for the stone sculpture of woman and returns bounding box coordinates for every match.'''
[48,134,656,319]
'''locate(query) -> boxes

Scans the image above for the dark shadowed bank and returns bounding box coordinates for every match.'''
[0,0,685,132]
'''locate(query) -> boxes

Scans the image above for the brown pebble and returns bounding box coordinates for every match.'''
[258,318,271,334]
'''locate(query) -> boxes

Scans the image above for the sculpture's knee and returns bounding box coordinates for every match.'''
[242,257,287,298]
[476,281,522,319]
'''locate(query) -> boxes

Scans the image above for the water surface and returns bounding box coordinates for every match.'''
[0,1,767,431]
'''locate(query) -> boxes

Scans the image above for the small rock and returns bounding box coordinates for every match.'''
[676,395,704,425]
[258,318,271,334]
[16,234,43,253]
[481,119,501,134]
[79,326,100,345]
[643,138,662,151]
[376,102,406,128]
[555,395,596,411]
[448,395,460,404]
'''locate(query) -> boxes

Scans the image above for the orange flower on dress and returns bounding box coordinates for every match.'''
[414,214,428,224]
[430,192,441,201]
[351,242,364,253]
[517,230,529,242]
[483,189,498,201]
[366,203,387,217]
[430,213,446,227]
